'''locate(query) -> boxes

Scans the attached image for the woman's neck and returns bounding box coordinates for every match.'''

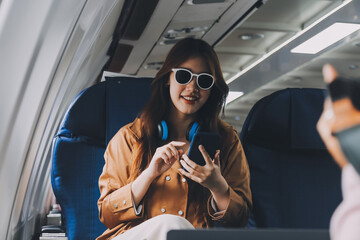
[167,110,196,141]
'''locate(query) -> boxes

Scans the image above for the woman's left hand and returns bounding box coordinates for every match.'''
[178,145,228,195]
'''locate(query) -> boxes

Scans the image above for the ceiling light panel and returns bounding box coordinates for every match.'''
[217,53,255,72]
[291,22,360,54]
[226,91,244,105]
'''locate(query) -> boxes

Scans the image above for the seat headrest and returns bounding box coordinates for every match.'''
[242,88,326,150]
[105,76,152,143]
[57,76,152,144]
[57,83,106,142]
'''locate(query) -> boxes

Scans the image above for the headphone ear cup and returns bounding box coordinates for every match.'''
[186,122,200,142]
[158,120,169,141]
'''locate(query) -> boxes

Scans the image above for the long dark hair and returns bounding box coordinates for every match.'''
[130,38,229,222]
[130,38,229,178]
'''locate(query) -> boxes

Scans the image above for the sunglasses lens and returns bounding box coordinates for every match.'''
[175,69,192,84]
[198,75,214,89]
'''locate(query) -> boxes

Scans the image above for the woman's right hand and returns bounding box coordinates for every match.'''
[317,98,348,168]
[317,64,348,168]
[132,141,185,206]
[146,141,185,178]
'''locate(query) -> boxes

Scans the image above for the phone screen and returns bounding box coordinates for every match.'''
[187,132,220,166]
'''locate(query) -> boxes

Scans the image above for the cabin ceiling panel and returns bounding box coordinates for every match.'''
[224,0,359,95]
[242,0,341,29]
[172,1,234,23]
[301,58,360,78]
[217,53,255,72]
[217,0,345,83]
[160,22,213,45]
[266,75,326,89]
[138,0,259,76]
[118,0,183,74]
[137,44,173,76]
[163,21,213,33]
[323,41,360,58]
[216,28,292,51]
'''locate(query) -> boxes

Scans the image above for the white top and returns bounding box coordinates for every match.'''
[330,164,360,240]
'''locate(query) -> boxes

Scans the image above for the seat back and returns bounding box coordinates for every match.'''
[239,88,342,229]
[51,76,152,240]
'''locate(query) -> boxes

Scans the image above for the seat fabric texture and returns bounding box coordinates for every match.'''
[239,88,342,229]
[51,76,152,240]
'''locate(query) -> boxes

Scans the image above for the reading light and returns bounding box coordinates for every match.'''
[291,22,360,54]
[226,91,244,105]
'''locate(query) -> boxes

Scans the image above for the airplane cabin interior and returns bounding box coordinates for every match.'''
[1,0,360,239]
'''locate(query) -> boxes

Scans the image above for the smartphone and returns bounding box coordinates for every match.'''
[187,132,220,166]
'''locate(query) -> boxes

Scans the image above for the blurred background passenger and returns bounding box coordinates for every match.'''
[317,64,360,240]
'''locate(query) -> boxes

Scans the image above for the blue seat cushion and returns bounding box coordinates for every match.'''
[51,137,106,239]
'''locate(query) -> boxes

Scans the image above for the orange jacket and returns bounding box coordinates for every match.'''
[97,118,252,240]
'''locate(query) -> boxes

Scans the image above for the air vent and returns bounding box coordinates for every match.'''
[239,33,264,41]
[144,62,164,70]
[164,27,208,39]
[160,26,209,45]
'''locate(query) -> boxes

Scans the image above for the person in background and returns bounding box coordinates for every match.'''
[96,38,252,240]
[317,64,360,240]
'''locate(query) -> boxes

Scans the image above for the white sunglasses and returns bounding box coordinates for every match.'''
[172,68,214,90]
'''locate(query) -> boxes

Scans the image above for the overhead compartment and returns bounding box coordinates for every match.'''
[106,0,262,76]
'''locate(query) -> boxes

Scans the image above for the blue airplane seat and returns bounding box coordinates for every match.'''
[51,76,152,240]
[239,88,342,229]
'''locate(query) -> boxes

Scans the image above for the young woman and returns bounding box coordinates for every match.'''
[97,38,252,240]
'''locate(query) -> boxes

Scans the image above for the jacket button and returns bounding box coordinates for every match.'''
[123,200,126,205]
[161,208,166,213]
[114,204,118,209]
[182,178,186,183]
[165,176,171,181]
[178,210,184,216]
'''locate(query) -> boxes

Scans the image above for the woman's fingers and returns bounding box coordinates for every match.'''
[198,145,213,165]
[168,141,186,160]
[170,141,186,147]
[159,141,185,163]
[323,64,338,84]
[213,150,220,166]
[198,145,220,167]
[178,168,202,183]
[181,154,200,172]
[179,159,193,173]
[167,143,180,159]
[161,152,170,164]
